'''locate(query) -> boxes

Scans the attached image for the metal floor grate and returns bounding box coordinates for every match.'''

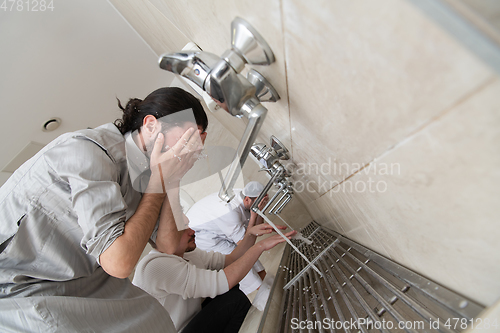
[275,221,484,333]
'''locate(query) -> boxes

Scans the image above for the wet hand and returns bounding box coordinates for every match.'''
[258,230,297,251]
[257,194,269,211]
[149,128,203,191]
[249,223,287,237]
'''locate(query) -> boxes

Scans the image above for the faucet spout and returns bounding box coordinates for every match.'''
[159,51,220,90]
[219,99,267,202]
[248,163,284,211]
[158,18,279,204]
[261,181,286,214]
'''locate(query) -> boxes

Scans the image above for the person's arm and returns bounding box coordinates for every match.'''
[155,184,185,255]
[249,194,269,228]
[230,223,286,262]
[137,251,229,300]
[223,231,296,289]
[99,187,165,278]
[236,195,270,246]
[100,129,202,278]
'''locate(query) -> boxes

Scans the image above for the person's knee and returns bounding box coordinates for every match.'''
[224,285,250,310]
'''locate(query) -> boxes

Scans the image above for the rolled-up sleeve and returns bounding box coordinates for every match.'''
[44,137,127,264]
[145,255,229,300]
[197,249,226,271]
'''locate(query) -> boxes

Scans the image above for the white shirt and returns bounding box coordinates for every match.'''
[133,248,229,331]
[186,191,264,294]
[187,190,249,251]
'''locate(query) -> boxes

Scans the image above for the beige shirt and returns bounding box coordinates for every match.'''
[133,248,229,331]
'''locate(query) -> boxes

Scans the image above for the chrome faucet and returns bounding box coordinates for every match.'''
[159,17,280,202]
[249,136,294,215]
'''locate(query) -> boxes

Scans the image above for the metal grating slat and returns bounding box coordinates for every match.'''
[273,221,485,333]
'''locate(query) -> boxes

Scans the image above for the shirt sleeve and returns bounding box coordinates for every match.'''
[139,254,229,300]
[254,259,264,272]
[194,249,226,271]
[44,137,127,264]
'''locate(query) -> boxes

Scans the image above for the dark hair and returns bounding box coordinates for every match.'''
[114,87,208,134]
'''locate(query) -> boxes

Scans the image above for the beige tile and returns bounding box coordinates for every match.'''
[109,0,190,55]
[111,0,500,311]
[310,78,500,306]
[286,160,322,204]
[273,197,312,231]
[283,0,492,195]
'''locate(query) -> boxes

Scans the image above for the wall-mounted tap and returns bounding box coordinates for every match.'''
[249,136,294,215]
[159,17,280,202]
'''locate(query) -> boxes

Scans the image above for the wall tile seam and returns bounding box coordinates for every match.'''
[108,0,160,58]
[441,0,500,46]
[144,0,191,55]
[316,74,498,200]
[279,0,294,160]
[113,0,176,56]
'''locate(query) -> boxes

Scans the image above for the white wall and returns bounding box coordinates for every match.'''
[0,0,172,185]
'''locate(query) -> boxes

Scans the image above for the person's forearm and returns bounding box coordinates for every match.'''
[99,191,165,278]
[225,232,257,266]
[155,185,184,254]
[248,214,258,229]
[223,243,263,289]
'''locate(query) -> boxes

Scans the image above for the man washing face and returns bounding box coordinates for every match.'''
[186,181,271,295]
[133,214,295,333]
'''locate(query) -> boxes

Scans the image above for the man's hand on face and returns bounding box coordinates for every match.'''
[149,128,203,192]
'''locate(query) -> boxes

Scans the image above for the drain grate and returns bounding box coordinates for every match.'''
[275,221,484,333]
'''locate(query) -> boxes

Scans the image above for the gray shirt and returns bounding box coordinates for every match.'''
[0,123,175,332]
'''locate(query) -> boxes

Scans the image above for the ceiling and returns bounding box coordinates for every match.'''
[0,0,176,186]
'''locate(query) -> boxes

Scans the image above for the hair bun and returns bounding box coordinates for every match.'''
[114,87,207,135]
[126,98,143,114]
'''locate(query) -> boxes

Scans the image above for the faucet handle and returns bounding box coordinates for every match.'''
[270,135,290,160]
[247,69,280,103]
[231,17,275,66]
[158,51,220,89]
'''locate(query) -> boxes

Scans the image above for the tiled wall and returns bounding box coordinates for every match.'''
[110,0,500,308]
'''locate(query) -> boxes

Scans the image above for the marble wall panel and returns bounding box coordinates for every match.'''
[308,78,500,306]
[283,0,492,195]
[109,0,190,54]
[111,0,500,314]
